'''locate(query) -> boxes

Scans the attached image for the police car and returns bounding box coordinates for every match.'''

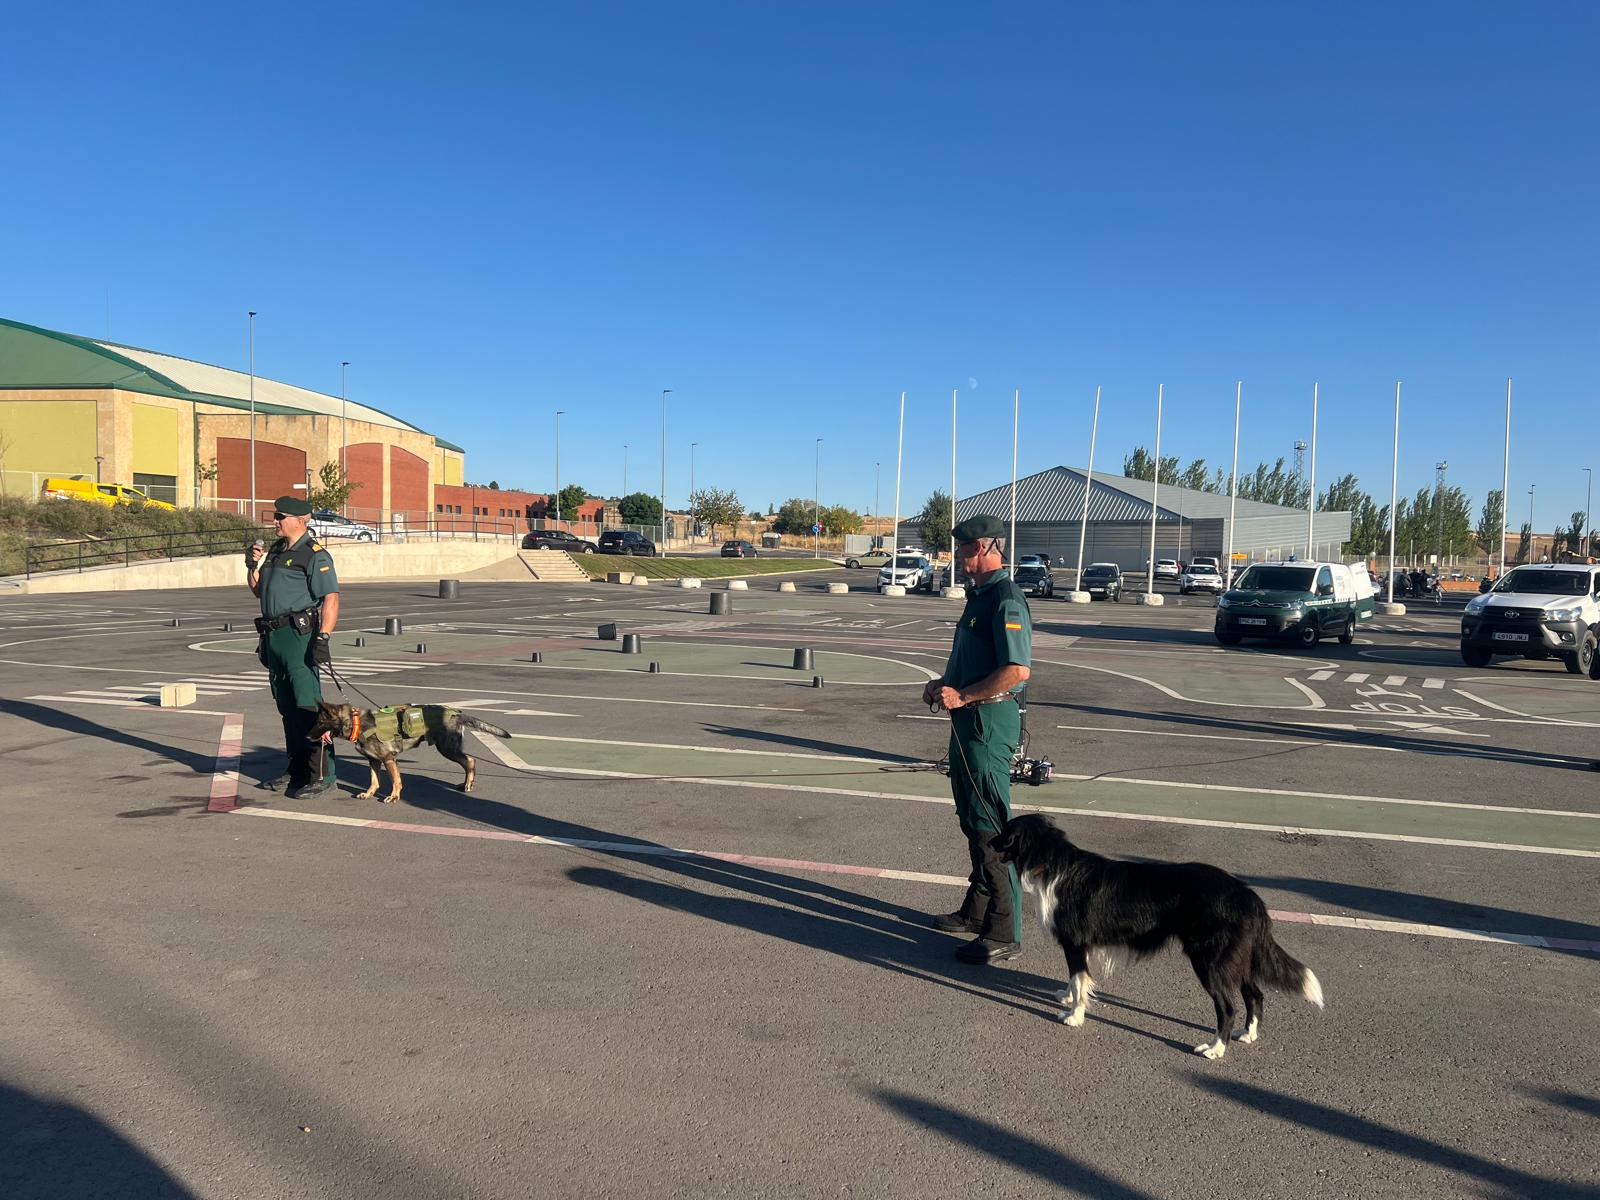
[309,510,378,542]
[1460,563,1600,673]
[1215,560,1375,648]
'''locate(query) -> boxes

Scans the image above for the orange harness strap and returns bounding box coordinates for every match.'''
[349,710,362,742]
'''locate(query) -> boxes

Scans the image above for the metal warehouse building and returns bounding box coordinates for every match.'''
[0,317,466,524]
[950,466,1353,569]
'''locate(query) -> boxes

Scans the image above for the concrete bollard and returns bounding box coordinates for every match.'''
[778,580,797,593]
[812,675,824,688]
[1067,591,1092,604]
[170,618,181,627]
[941,586,967,600]
[222,622,232,632]
[384,617,403,636]
[648,661,661,673]
[678,577,702,589]
[598,622,618,640]
[622,633,642,654]
[439,579,460,599]
[709,592,731,615]
[416,643,428,653]
[1134,592,1165,606]
[826,582,849,595]
[1377,601,1407,616]
[159,683,196,708]
[793,647,814,671]
[631,574,650,587]
[881,584,906,597]
[727,579,749,591]
[607,571,633,585]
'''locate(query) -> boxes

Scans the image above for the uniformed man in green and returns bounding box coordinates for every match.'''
[920,514,1033,963]
[247,495,341,799]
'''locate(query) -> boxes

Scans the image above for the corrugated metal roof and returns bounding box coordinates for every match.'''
[956,466,1340,524]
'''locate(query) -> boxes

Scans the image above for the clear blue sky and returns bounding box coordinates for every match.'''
[3,3,1595,532]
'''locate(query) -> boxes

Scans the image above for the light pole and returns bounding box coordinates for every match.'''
[1387,383,1400,605]
[873,462,880,549]
[1528,484,1537,561]
[1434,461,1448,569]
[247,311,257,521]
[891,392,904,560]
[554,411,565,527]
[340,360,350,516]
[690,441,697,543]
[1499,380,1512,576]
[1585,467,1593,561]
[622,444,628,500]
[814,438,823,559]
[1226,381,1241,588]
[660,390,670,553]
[1072,386,1101,598]
[1306,383,1319,559]
[1145,384,1163,598]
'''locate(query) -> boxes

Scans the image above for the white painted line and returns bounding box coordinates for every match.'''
[1283,678,1326,709]
[1053,725,1402,752]
[400,682,803,712]
[25,695,142,707]
[1422,678,1446,689]
[1345,673,1370,684]
[509,732,904,766]
[1455,688,1600,728]
[1382,675,1408,687]
[1308,670,1334,681]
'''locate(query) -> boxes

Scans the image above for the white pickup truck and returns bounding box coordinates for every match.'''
[1460,563,1600,673]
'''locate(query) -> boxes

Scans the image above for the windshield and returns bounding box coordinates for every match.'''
[1083,566,1117,579]
[1235,565,1317,592]
[1015,565,1046,579]
[891,556,925,569]
[1186,566,1218,576]
[1493,570,1591,596]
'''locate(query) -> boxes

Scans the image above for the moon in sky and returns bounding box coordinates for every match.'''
[967,377,978,390]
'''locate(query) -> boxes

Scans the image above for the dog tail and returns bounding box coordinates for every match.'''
[459,715,512,739]
[1253,926,1324,1009]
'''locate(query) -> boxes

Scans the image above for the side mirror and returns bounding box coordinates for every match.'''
[1319,584,1335,597]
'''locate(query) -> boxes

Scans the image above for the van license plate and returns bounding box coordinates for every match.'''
[1239,617,1267,626]
[1492,631,1528,642]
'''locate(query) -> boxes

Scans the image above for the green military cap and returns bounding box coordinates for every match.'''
[951,514,1005,543]
[274,495,313,516]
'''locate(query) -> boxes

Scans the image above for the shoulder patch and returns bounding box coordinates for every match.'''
[319,565,331,572]
[1005,622,1022,630]
[310,542,323,552]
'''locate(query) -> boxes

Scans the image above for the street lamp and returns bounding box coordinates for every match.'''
[247,311,257,522]
[874,461,880,549]
[554,411,565,527]
[814,438,823,559]
[1585,467,1593,561]
[660,390,670,553]
[1528,484,1537,561]
[1434,461,1448,569]
[690,441,698,543]
[341,360,350,517]
[623,444,628,500]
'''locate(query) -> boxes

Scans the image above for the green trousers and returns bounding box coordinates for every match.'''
[263,624,334,789]
[947,700,1022,942]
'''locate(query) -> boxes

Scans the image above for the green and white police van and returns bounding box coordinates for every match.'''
[1215,560,1376,648]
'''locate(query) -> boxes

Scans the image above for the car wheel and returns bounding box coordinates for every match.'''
[1461,645,1493,668]
[359,532,375,542]
[846,558,860,569]
[1564,649,1587,675]
[1216,629,1242,646]
[1338,616,1355,645]
[1295,621,1320,648]
[1112,590,1120,603]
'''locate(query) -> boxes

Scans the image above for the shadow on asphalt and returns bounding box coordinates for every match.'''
[1034,622,1220,647]
[0,1080,201,1200]
[868,1088,1162,1199]
[701,724,927,764]
[0,698,218,777]
[1191,1076,1598,1200]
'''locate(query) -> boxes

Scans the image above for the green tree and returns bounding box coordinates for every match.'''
[772,497,817,536]
[548,483,589,522]
[1122,447,1179,485]
[1563,510,1588,557]
[1178,459,1215,492]
[1237,458,1307,508]
[1516,522,1532,564]
[618,492,662,525]
[821,504,864,536]
[688,487,744,539]
[919,489,953,549]
[1475,490,1505,557]
[307,461,362,512]
[488,480,500,490]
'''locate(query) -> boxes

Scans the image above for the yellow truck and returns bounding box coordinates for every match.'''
[40,477,177,511]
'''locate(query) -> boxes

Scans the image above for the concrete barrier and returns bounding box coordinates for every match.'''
[1067,591,1092,604]
[727,579,749,591]
[630,574,650,586]
[1377,601,1407,615]
[1134,591,1165,606]
[826,582,849,594]
[159,683,196,708]
[941,586,966,600]
[778,581,797,593]
[607,571,633,585]
[881,584,906,597]
[678,577,702,588]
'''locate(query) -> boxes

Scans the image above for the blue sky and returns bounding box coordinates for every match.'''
[3,3,1595,531]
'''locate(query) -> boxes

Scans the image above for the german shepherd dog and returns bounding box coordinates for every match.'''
[990,814,1324,1060]
[308,701,512,804]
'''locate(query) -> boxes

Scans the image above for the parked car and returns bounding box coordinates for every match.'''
[523,528,597,553]
[598,530,658,556]
[1179,563,1224,595]
[1191,555,1221,572]
[1460,563,1600,673]
[1013,561,1054,598]
[878,553,935,592]
[310,510,379,542]
[1079,562,1122,601]
[40,476,177,511]
[1153,558,1180,581]
[1017,554,1050,568]
[1215,560,1376,648]
[721,539,758,558]
[844,550,891,569]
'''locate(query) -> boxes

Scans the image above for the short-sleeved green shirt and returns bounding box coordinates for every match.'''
[943,569,1032,693]
[259,531,338,617]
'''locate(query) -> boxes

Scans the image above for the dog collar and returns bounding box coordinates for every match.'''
[349,710,361,742]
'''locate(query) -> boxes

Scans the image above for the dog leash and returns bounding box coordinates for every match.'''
[321,657,387,710]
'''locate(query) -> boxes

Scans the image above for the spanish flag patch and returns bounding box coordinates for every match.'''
[1005,622,1022,631]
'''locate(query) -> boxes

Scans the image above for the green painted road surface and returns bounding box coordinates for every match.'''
[502,734,1600,856]
[519,641,934,684]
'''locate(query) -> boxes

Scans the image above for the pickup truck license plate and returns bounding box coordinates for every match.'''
[1239,617,1267,626]
[1492,631,1528,642]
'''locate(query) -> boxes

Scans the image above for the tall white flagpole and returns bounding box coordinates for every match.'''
[1388,383,1401,605]
[1499,379,1511,577]
[949,387,957,566]
[1008,388,1019,572]
[248,311,257,521]
[1146,383,1163,598]
[1072,386,1100,598]
[1225,381,1240,587]
[1306,382,1319,559]
[892,391,904,557]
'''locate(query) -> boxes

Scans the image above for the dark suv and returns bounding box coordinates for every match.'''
[523,529,597,553]
[598,530,658,556]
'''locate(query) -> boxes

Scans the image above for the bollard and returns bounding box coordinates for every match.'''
[812,675,824,688]
[416,643,427,653]
[354,636,365,647]
[622,633,642,654]
[648,661,661,673]
[598,622,618,641]
[222,622,232,632]
[778,580,797,593]
[384,617,403,636]
[793,647,814,671]
[170,618,181,627]
[439,579,460,600]
[530,651,542,663]
[709,592,731,615]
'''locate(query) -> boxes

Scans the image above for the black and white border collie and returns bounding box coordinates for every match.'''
[991,814,1324,1059]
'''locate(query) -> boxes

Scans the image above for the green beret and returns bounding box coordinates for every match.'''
[952,514,1005,542]
[274,495,313,516]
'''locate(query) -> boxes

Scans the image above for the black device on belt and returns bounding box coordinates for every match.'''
[254,606,319,635]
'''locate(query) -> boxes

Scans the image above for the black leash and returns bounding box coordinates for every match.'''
[320,657,387,710]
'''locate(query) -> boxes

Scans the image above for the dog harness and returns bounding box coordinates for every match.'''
[366,705,428,740]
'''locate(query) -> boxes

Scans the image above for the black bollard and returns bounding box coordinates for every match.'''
[709,592,731,615]
[416,643,427,653]
[530,651,542,663]
[439,579,460,600]
[354,636,365,647]
[648,661,661,673]
[384,617,402,636]
[622,633,642,654]
[222,622,232,632]
[812,675,824,688]
[598,622,618,641]
[170,618,180,627]
[792,647,814,671]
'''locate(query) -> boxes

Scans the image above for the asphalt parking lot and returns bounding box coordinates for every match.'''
[2,568,1597,1199]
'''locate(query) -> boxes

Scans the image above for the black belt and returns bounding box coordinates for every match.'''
[255,607,317,634]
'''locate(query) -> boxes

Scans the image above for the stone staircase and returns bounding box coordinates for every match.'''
[516,549,592,582]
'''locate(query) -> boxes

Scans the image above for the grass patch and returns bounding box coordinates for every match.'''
[0,497,259,578]
[576,556,831,580]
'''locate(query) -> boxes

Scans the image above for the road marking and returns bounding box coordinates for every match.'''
[510,732,899,765]
[207,716,245,812]
[1308,670,1334,681]
[1381,675,1407,687]
[1456,688,1600,728]
[1345,673,1370,684]
[227,807,1600,954]
[394,683,803,712]
[1037,658,1324,711]
[1054,725,1403,753]
[1422,678,1445,689]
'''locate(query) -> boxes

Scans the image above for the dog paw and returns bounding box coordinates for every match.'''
[1193,1040,1227,1060]
[379,796,396,804]
[1062,1010,1086,1027]
[1235,1021,1259,1045]
[355,791,376,800]
[1054,987,1073,1007]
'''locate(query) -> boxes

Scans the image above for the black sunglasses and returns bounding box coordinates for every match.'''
[272,512,290,520]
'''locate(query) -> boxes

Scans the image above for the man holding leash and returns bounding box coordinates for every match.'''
[921,514,1033,964]
[247,495,340,799]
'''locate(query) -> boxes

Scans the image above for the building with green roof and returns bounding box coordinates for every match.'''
[0,317,467,523]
